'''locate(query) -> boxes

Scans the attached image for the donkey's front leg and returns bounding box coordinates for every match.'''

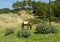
[21,25,24,30]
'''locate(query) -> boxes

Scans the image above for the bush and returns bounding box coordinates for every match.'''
[17,30,31,38]
[35,24,58,34]
[5,28,14,36]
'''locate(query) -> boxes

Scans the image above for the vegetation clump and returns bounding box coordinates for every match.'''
[5,28,14,36]
[0,8,11,14]
[35,24,58,34]
[17,30,31,38]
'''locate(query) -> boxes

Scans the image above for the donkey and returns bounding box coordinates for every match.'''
[21,21,32,30]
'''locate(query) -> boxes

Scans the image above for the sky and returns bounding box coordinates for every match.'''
[0,0,54,9]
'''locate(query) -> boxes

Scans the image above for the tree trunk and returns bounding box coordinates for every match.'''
[49,0,51,27]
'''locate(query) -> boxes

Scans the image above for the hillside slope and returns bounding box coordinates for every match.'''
[0,10,34,28]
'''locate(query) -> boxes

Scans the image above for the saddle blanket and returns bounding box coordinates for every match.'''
[24,21,29,24]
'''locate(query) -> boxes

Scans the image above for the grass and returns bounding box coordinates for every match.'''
[0,24,60,42]
[0,10,60,42]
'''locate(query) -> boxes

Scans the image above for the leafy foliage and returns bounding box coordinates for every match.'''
[35,24,58,34]
[5,28,14,36]
[17,30,31,38]
[0,8,11,14]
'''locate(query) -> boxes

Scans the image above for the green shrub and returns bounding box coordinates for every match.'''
[17,30,31,38]
[5,28,14,36]
[35,24,58,34]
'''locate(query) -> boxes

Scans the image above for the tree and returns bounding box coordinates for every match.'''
[53,0,60,18]
[32,1,48,19]
[0,8,11,14]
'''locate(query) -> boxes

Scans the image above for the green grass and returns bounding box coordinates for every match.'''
[0,25,60,42]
